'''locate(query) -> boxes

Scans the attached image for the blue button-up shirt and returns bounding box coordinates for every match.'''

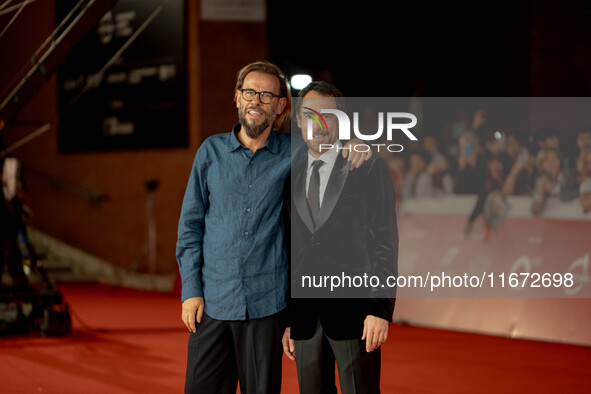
[176,124,297,321]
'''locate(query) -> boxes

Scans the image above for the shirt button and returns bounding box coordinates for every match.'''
[246,208,251,212]
[243,255,247,260]
[248,184,253,188]
[243,278,247,283]
[244,231,249,235]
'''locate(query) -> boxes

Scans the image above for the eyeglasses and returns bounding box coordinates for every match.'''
[239,89,282,104]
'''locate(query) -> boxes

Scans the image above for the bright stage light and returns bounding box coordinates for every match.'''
[290,74,312,90]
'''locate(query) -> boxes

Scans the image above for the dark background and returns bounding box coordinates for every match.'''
[56,0,187,152]
[269,0,591,97]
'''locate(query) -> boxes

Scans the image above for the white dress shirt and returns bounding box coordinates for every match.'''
[305,141,341,207]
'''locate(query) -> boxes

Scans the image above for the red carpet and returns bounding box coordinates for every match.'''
[1,283,589,393]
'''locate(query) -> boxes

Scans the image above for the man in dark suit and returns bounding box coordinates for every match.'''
[282,82,398,394]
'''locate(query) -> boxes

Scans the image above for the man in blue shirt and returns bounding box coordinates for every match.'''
[177,61,369,393]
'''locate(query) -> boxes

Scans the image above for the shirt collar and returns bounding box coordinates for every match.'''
[229,123,243,152]
[228,123,279,154]
[307,140,341,168]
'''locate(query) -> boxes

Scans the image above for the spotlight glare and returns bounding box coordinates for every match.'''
[290,74,312,90]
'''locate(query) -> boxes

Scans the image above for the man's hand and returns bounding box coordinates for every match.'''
[342,139,372,171]
[361,315,390,352]
[182,297,204,333]
[282,327,296,361]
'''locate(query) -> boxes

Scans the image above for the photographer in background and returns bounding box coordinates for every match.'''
[463,131,510,236]
[403,149,435,199]
[531,148,567,216]
[575,125,591,176]
[503,131,535,196]
[455,131,486,194]
[0,143,29,288]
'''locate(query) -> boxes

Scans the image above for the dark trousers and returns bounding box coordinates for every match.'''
[0,238,28,287]
[294,321,381,394]
[185,312,283,394]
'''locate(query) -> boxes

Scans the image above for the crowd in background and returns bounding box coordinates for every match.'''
[377,108,591,224]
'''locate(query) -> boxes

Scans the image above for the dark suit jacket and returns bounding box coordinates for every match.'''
[288,152,398,341]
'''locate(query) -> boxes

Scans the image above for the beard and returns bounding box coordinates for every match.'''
[238,105,273,139]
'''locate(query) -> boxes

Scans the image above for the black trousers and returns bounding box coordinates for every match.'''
[294,321,381,394]
[0,238,28,287]
[185,312,283,394]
